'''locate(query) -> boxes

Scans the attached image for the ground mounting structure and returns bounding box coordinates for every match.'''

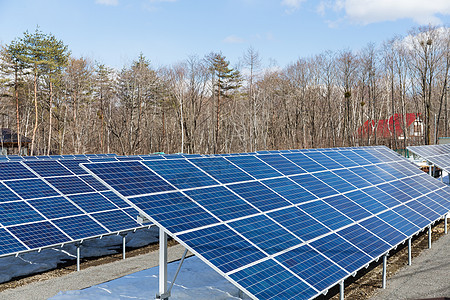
[83,146,450,300]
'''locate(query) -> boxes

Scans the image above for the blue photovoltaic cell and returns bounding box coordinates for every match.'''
[24,160,73,177]
[303,152,343,170]
[290,174,338,198]
[0,162,36,180]
[46,176,95,195]
[322,151,358,168]
[299,200,353,231]
[353,149,383,164]
[184,186,259,221]
[68,193,117,213]
[227,181,291,212]
[363,165,397,182]
[101,191,130,208]
[405,199,440,221]
[0,201,44,226]
[324,195,371,222]
[261,177,317,204]
[226,156,282,179]
[189,157,254,184]
[142,159,218,189]
[393,205,430,228]
[377,183,411,203]
[338,150,371,165]
[91,210,140,232]
[83,161,175,197]
[332,169,371,189]
[283,153,325,173]
[59,159,90,175]
[4,178,60,200]
[419,195,449,216]
[359,216,406,247]
[310,233,373,274]
[257,154,305,175]
[352,167,385,185]
[275,244,348,292]
[381,164,407,179]
[80,175,110,191]
[179,224,266,273]
[8,221,70,248]
[0,183,20,202]
[268,207,330,242]
[53,215,108,239]
[0,229,27,255]
[28,196,83,219]
[345,190,387,214]
[362,186,401,208]
[313,172,356,193]
[229,258,317,300]
[377,210,420,237]
[131,192,218,233]
[337,224,391,258]
[229,215,300,255]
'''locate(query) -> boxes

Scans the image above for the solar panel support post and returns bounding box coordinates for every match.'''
[156,228,170,300]
[168,248,188,294]
[339,280,344,300]
[76,243,81,272]
[382,254,387,289]
[121,234,126,260]
[238,289,244,299]
[445,214,448,234]
[408,238,412,266]
[428,225,432,249]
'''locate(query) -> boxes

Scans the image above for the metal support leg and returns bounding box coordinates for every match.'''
[445,215,448,234]
[76,243,81,272]
[382,255,387,289]
[339,280,344,300]
[122,234,126,260]
[408,238,412,266]
[428,225,432,249]
[238,289,244,299]
[157,228,169,300]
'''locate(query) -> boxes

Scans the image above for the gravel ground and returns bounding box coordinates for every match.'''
[0,241,189,300]
[370,223,450,300]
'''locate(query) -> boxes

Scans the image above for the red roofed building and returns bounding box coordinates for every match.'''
[358,113,423,140]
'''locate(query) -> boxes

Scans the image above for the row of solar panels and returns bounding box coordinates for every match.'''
[0,148,364,258]
[408,144,450,174]
[83,146,450,300]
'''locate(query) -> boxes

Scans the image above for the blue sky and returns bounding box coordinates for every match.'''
[0,0,449,69]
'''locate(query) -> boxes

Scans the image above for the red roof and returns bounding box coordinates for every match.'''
[358,113,420,138]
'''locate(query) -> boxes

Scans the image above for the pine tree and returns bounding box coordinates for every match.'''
[207,53,241,153]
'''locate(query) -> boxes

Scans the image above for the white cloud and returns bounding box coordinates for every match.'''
[281,0,306,13]
[325,0,450,25]
[223,35,245,44]
[95,0,118,6]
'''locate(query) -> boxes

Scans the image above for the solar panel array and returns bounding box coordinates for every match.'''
[83,146,450,300]
[0,156,151,258]
[408,144,450,173]
[0,152,213,258]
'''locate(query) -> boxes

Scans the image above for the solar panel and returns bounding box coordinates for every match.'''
[83,146,450,299]
[0,156,148,258]
[408,144,450,174]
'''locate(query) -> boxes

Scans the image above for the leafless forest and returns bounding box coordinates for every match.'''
[0,25,449,155]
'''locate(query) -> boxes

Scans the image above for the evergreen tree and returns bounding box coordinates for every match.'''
[207,53,241,153]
